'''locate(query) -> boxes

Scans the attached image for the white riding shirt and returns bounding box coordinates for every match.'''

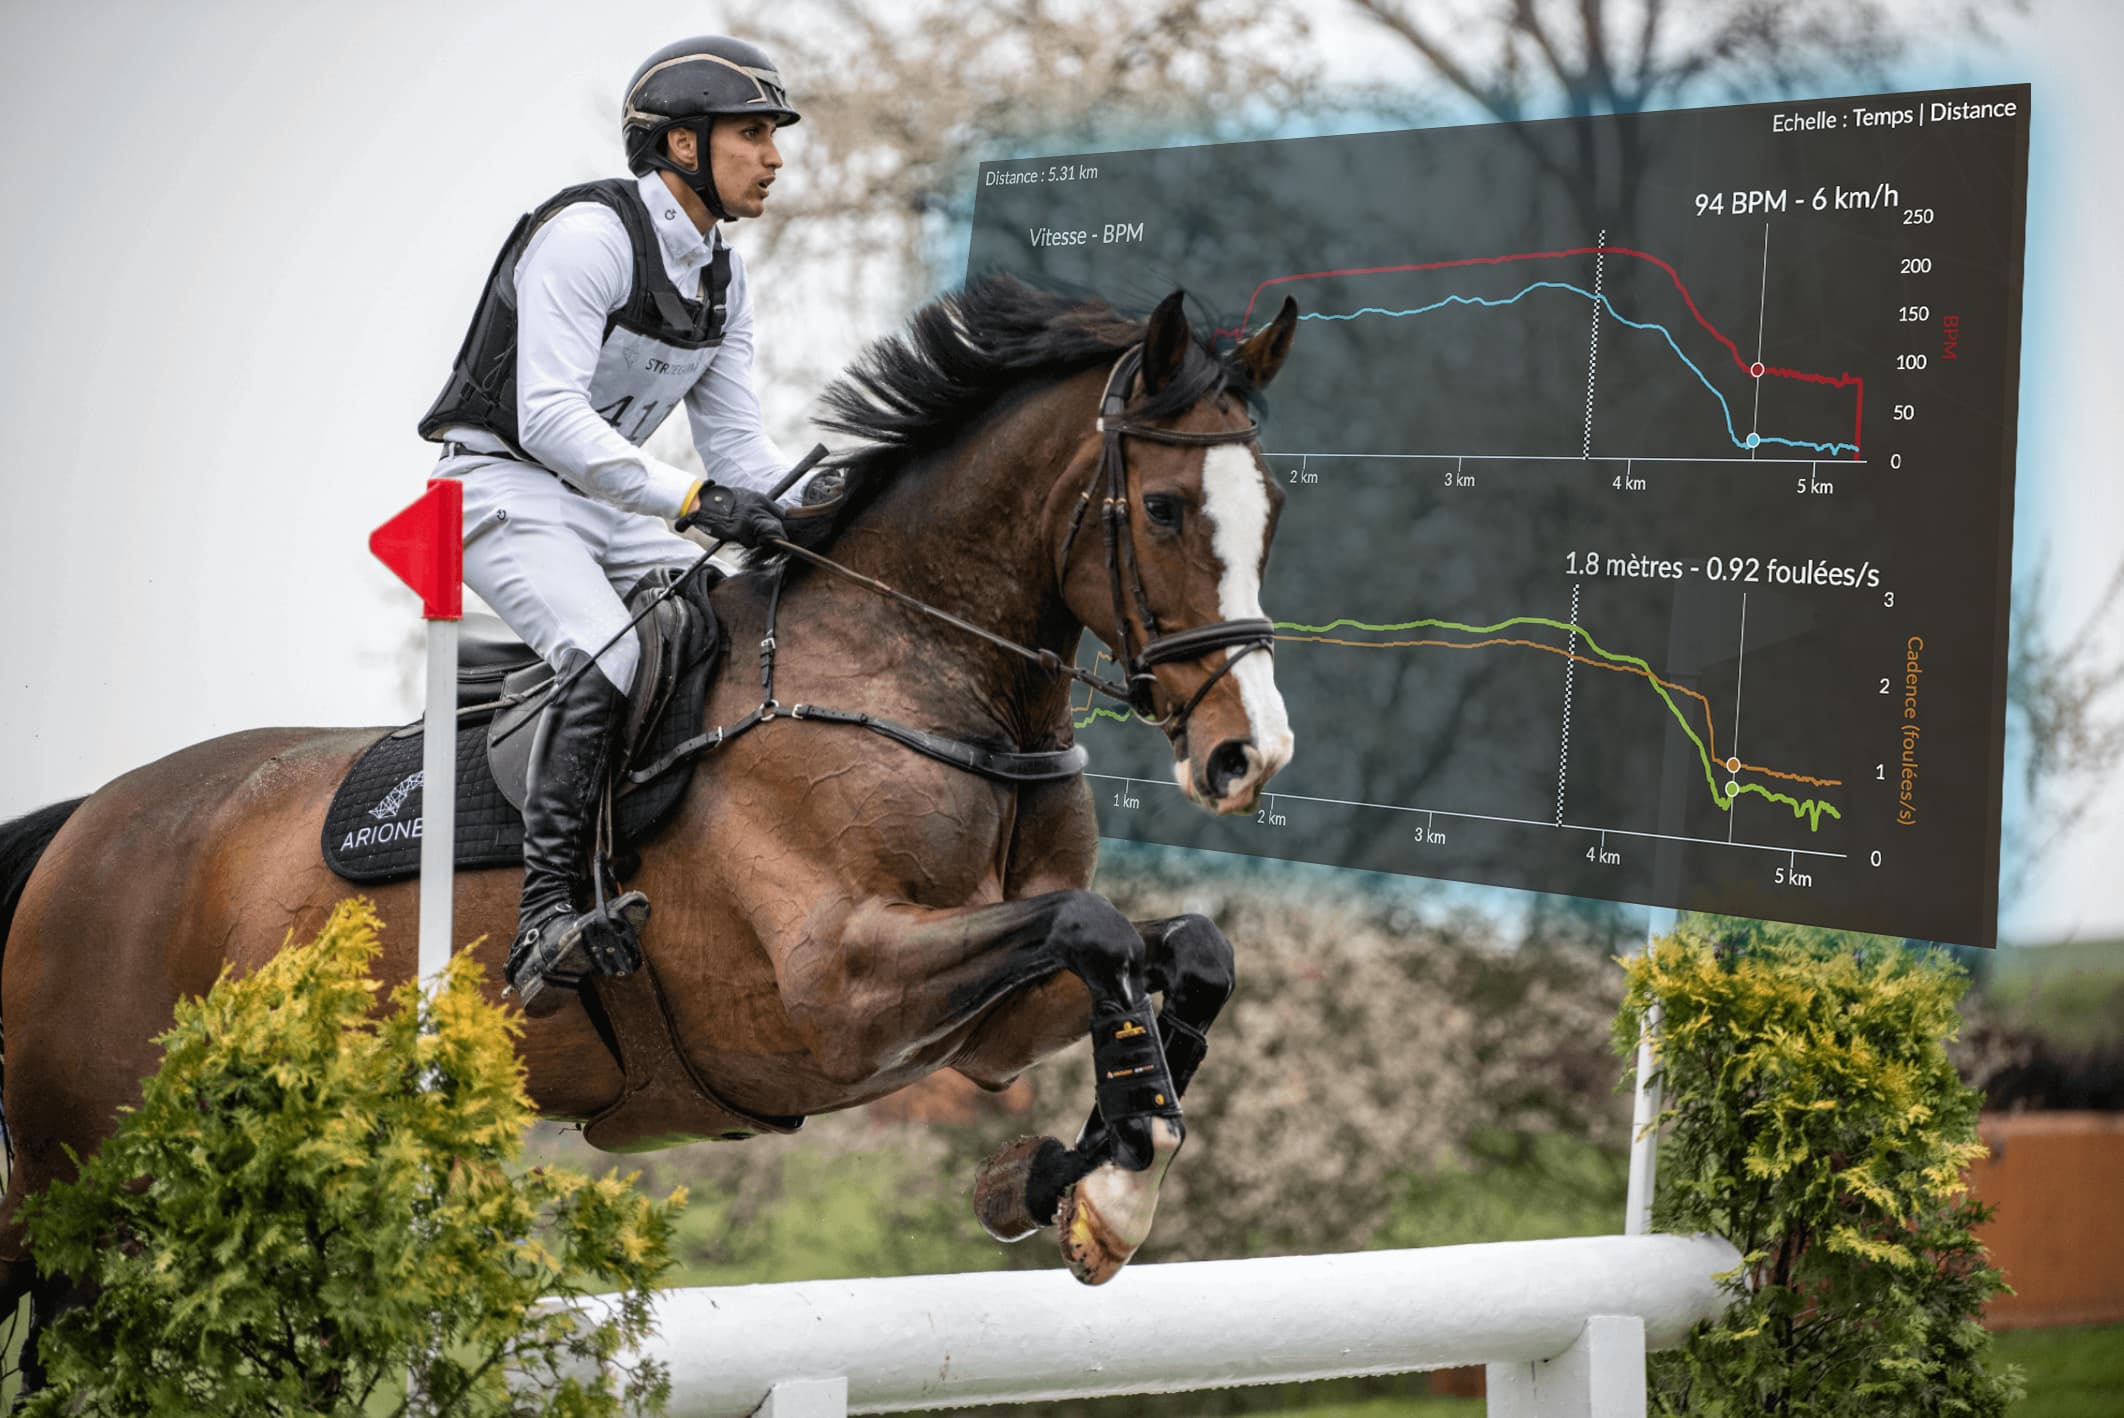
[438,171,789,521]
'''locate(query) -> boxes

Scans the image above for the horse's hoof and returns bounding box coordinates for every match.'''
[974,1134,1057,1243]
[1057,1116,1184,1286]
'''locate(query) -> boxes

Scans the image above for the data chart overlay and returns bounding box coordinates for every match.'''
[969,85,2030,946]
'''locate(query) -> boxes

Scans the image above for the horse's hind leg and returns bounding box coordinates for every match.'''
[12,1274,89,1400]
[0,1238,86,1404]
[974,914,1234,1279]
[0,1250,26,1400]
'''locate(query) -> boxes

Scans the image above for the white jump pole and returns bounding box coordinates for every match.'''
[1624,907,1676,1237]
[567,1233,1739,1416]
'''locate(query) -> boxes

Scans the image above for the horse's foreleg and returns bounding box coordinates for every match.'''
[1063,912,1236,1162]
[795,888,1179,1283]
[973,913,1235,1283]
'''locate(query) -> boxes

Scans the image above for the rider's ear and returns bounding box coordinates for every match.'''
[1141,290,1191,396]
[1234,296,1298,390]
[665,125,699,170]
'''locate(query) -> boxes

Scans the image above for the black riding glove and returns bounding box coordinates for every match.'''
[678,482,789,548]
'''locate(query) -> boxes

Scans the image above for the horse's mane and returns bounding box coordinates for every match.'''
[811,274,1250,529]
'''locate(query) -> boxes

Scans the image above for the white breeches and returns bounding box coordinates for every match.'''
[448,455,701,693]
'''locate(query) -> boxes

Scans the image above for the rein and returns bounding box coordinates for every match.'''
[766,539,1133,709]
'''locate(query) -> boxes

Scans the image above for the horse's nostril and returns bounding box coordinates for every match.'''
[1206,739,1254,798]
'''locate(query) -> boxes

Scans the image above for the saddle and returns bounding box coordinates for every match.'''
[322,569,719,885]
[321,569,802,1151]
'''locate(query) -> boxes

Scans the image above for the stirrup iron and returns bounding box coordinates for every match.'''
[509,890,650,1018]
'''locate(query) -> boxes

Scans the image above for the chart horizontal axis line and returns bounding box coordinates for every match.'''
[1082,772,1847,859]
[1261,451,1866,466]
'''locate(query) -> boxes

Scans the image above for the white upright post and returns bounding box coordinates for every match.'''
[1624,909,1675,1237]
[753,1378,850,1417]
[371,477,465,1413]
[418,618,459,990]
[372,476,465,993]
[1487,1314,1648,1418]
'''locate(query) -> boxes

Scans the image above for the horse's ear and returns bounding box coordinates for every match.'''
[1234,296,1298,390]
[1140,289,1191,396]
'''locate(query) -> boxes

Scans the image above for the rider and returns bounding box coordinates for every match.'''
[417,35,800,1016]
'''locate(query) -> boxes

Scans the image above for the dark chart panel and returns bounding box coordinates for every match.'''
[969,86,2029,946]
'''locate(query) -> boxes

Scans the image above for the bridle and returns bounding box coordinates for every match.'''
[1054,345,1277,733]
[770,342,1276,741]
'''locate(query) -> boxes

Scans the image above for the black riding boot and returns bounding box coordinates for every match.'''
[506,650,647,1017]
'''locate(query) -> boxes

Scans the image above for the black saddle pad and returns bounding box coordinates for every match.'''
[322,574,721,885]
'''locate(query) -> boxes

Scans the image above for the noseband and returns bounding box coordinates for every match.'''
[1057,345,1277,735]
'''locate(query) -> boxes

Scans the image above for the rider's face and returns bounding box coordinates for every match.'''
[665,116,784,221]
[709,116,783,219]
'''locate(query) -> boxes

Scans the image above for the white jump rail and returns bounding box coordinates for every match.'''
[577,1232,1739,1417]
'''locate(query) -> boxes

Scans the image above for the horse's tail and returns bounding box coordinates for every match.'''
[1,799,82,964]
[0,799,85,1154]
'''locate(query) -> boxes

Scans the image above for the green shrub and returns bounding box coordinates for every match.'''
[1619,915,2020,1416]
[20,899,682,1416]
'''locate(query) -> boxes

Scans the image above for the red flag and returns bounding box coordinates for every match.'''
[369,479,464,620]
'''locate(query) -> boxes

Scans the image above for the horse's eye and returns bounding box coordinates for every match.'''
[1142,494,1183,530]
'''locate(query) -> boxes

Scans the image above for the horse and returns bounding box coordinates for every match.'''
[0,274,1300,1360]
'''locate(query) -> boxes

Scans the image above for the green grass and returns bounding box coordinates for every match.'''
[661,1145,1008,1288]
[1378,1129,1630,1250]
[1979,937,2124,1050]
[1994,1323,2124,1418]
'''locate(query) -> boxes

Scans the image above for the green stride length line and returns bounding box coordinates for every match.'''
[1075,614,1842,832]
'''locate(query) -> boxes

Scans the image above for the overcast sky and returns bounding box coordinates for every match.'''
[2,1,2117,946]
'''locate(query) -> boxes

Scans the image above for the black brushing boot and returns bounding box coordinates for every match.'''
[506,649,648,1017]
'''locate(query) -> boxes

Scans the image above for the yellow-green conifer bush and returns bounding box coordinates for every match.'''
[1619,915,2019,1416]
[18,899,683,1415]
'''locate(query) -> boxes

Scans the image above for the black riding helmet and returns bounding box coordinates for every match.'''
[622,36,800,221]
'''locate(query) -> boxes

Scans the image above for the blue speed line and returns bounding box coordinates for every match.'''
[1301,282,1860,457]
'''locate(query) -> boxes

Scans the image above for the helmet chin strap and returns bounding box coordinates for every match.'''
[682,165,731,222]
[659,119,731,222]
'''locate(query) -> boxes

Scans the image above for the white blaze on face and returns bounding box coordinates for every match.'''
[1195,443,1295,774]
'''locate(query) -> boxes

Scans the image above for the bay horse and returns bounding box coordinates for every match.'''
[0,276,1299,1353]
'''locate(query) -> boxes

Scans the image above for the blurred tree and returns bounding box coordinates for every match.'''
[733,0,1321,351]
[2006,552,2124,902]
[1344,0,2025,116]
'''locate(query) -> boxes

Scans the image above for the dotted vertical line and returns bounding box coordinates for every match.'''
[1582,230,1606,459]
[1556,581,1580,825]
